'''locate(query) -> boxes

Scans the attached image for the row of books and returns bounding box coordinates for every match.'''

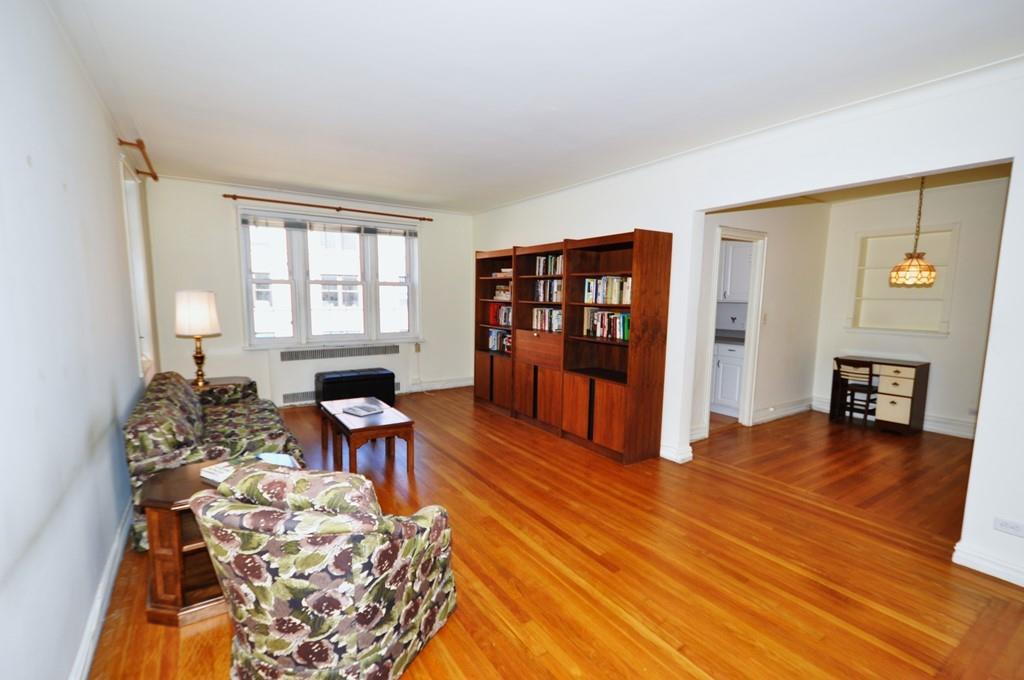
[535,254,563,276]
[487,328,512,353]
[582,276,632,305]
[533,279,562,302]
[582,308,630,342]
[486,303,512,327]
[532,308,563,333]
[492,283,511,301]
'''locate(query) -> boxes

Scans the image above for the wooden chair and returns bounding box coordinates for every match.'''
[835,360,877,425]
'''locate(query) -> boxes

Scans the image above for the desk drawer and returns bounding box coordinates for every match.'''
[874,364,916,380]
[879,376,914,397]
[515,329,562,368]
[877,395,912,425]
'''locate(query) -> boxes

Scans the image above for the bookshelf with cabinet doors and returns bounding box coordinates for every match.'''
[474,249,514,410]
[474,228,671,463]
[511,242,566,429]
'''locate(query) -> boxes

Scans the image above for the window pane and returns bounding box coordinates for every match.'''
[248,226,289,279]
[377,234,408,283]
[310,283,364,335]
[251,283,293,338]
[379,285,409,334]
[308,228,361,281]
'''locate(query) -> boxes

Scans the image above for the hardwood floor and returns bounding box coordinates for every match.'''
[90,388,1024,679]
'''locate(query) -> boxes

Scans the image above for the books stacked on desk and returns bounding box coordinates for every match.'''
[582,308,631,341]
[535,254,563,275]
[582,276,632,304]
[532,307,563,333]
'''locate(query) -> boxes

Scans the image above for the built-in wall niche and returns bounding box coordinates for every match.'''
[852,226,956,333]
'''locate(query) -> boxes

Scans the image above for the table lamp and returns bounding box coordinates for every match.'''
[175,290,221,388]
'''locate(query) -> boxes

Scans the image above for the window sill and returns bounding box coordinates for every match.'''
[244,337,424,352]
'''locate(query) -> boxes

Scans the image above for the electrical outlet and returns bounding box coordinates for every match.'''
[994,517,1024,538]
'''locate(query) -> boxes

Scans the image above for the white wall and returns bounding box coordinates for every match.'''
[474,58,1024,585]
[693,204,831,437]
[812,179,1009,437]
[0,1,142,677]
[146,178,474,403]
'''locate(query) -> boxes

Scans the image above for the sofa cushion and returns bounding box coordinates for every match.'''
[203,399,299,458]
[123,403,198,459]
[136,372,203,431]
[218,462,382,516]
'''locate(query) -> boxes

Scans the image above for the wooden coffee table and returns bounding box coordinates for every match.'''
[320,397,415,474]
[138,461,227,626]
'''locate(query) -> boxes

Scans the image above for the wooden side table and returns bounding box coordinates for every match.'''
[321,397,415,474]
[139,462,227,626]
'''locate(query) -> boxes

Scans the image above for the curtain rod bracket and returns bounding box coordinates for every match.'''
[117,137,159,181]
[222,193,433,222]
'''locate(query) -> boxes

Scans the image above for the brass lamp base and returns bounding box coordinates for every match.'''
[192,336,207,388]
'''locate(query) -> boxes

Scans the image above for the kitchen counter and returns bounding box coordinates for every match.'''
[715,329,745,345]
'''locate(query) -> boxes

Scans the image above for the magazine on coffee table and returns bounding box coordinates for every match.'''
[343,404,384,417]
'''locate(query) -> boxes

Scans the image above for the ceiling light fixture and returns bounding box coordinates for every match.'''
[889,176,937,287]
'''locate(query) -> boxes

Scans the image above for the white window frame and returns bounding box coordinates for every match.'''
[239,207,421,349]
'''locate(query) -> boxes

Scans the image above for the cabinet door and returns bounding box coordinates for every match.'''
[714,356,743,408]
[592,380,628,453]
[492,355,513,409]
[562,372,590,439]
[474,351,491,401]
[725,242,752,302]
[717,243,732,302]
[513,361,535,416]
[535,366,563,428]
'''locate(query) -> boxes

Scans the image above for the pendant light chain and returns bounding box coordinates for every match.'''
[912,176,924,254]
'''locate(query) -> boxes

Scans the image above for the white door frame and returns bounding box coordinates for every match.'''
[697,226,767,431]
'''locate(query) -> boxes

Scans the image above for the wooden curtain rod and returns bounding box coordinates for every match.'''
[117,137,159,180]
[222,193,434,222]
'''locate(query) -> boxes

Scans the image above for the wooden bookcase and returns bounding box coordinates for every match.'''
[474,229,672,463]
[511,242,566,429]
[474,249,514,410]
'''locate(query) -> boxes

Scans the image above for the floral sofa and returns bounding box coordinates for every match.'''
[124,371,304,550]
[190,463,456,680]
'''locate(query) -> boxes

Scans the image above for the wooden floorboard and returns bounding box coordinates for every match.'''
[89,388,1023,679]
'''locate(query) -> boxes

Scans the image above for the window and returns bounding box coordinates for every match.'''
[851,227,956,333]
[240,210,419,346]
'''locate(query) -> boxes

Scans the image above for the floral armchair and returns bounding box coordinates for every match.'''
[190,463,456,680]
[123,371,304,550]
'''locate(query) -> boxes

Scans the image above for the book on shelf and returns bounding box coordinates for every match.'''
[487,328,512,353]
[491,267,513,279]
[486,303,513,327]
[493,283,511,301]
[582,276,632,305]
[531,307,563,333]
[534,279,562,302]
[582,307,630,341]
[535,254,564,276]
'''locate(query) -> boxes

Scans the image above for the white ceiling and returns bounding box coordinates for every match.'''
[53,1,1024,212]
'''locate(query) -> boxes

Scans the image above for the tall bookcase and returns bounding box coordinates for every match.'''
[474,249,514,410]
[474,229,671,463]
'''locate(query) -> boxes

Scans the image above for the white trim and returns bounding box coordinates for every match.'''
[690,424,709,442]
[811,395,975,438]
[710,404,738,418]
[69,501,131,680]
[953,542,1024,588]
[752,398,813,424]
[660,443,693,464]
[401,377,473,394]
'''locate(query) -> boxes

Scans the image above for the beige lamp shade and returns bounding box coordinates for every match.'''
[175,290,221,336]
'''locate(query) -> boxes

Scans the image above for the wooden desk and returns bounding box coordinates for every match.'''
[320,397,415,474]
[138,462,226,626]
[830,355,930,434]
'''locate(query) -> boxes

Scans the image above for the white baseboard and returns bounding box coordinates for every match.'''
[69,500,132,680]
[752,398,812,425]
[401,377,473,394]
[812,395,975,439]
[953,542,1024,587]
[660,443,693,464]
[689,424,709,442]
[709,404,738,418]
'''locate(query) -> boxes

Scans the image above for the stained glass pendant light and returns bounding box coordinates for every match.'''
[890,177,937,287]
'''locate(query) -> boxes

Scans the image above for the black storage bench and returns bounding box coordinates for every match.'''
[315,368,396,406]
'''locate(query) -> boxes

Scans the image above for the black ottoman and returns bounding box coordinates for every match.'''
[315,368,396,406]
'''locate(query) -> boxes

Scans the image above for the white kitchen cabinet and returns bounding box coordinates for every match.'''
[711,343,744,416]
[717,241,752,302]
